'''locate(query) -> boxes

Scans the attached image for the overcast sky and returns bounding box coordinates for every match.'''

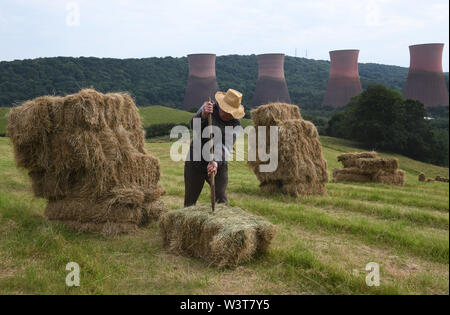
[0,0,448,70]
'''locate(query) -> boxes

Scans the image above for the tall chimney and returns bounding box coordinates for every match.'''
[323,49,362,108]
[251,53,291,107]
[403,43,449,107]
[183,54,219,110]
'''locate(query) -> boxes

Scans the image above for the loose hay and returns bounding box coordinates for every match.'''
[248,103,328,196]
[159,204,277,267]
[7,89,166,236]
[333,152,405,186]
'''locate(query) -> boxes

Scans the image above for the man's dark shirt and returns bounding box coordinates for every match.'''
[186,102,241,167]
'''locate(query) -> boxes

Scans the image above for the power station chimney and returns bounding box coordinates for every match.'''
[251,53,291,107]
[183,54,219,110]
[323,49,363,108]
[403,43,449,107]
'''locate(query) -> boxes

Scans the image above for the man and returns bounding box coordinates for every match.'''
[184,89,245,207]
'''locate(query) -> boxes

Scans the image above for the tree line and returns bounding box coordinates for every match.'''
[326,85,449,166]
[2,55,447,109]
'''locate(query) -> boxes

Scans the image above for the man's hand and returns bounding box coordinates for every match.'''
[207,161,218,176]
[201,101,214,119]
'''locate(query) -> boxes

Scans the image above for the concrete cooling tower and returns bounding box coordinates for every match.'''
[323,49,363,108]
[403,43,449,107]
[183,54,219,110]
[251,54,291,107]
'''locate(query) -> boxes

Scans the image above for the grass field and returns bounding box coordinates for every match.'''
[0,135,448,295]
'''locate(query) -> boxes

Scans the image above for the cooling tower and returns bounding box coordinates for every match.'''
[183,54,219,110]
[323,49,363,108]
[251,54,291,107]
[403,43,449,107]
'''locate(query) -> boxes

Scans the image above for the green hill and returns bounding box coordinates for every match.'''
[139,106,194,126]
[2,55,447,109]
[0,135,448,294]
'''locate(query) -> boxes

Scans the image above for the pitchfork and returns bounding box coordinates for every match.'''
[208,97,216,212]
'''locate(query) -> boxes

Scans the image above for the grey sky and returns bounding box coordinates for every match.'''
[0,0,449,71]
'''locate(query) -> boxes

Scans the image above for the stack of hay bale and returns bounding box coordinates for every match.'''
[435,176,449,183]
[248,103,328,196]
[333,152,405,186]
[7,89,166,236]
[159,204,276,267]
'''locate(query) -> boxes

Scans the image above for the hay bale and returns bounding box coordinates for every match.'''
[418,173,426,182]
[356,158,399,173]
[250,102,302,126]
[7,89,166,235]
[435,176,449,183]
[248,103,328,197]
[333,151,404,186]
[373,170,405,186]
[332,168,373,183]
[159,204,276,267]
[337,152,377,162]
[337,152,377,168]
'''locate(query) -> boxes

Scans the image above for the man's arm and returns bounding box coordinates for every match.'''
[189,101,214,129]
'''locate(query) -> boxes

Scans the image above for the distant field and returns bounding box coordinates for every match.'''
[0,135,448,294]
[0,106,252,135]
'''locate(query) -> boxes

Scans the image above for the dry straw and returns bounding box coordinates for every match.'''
[7,89,166,236]
[159,204,276,267]
[248,103,328,196]
[333,152,405,186]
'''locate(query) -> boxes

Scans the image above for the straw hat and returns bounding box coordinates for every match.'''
[215,89,245,119]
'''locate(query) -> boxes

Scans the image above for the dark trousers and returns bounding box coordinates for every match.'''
[184,162,228,207]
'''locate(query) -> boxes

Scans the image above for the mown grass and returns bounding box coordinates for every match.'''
[0,135,448,295]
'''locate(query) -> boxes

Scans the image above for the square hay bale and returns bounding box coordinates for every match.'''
[332,168,373,183]
[250,102,302,126]
[337,152,377,168]
[337,152,378,162]
[373,170,405,186]
[333,151,405,186]
[7,89,166,236]
[356,158,399,173]
[435,176,449,183]
[248,103,328,197]
[159,204,277,267]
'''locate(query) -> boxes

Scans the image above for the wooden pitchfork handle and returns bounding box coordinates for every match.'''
[208,99,216,212]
